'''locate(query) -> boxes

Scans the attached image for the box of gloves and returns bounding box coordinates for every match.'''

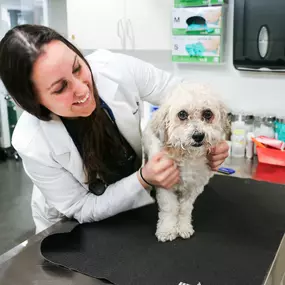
[174,0,227,8]
[172,6,223,35]
[172,35,222,63]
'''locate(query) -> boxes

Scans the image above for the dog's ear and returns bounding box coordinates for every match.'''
[150,103,170,143]
[219,101,231,136]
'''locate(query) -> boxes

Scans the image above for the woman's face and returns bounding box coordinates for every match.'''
[32,40,96,118]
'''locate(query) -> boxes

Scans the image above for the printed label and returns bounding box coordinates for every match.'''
[172,7,223,36]
[172,35,222,63]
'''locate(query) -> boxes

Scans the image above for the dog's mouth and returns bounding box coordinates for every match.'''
[191,142,203,147]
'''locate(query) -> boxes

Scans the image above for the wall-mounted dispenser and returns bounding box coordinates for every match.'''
[172,6,223,35]
[172,5,225,63]
[233,0,285,72]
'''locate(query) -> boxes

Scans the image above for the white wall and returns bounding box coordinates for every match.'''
[111,0,285,118]
[172,0,285,117]
[0,0,14,38]
[47,0,67,37]
[0,0,35,10]
[1,0,285,118]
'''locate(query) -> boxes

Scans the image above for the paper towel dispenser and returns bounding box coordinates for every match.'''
[233,0,285,72]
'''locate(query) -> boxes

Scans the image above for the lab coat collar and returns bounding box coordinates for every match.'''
[40,114,72,155]
[95,71,142,158]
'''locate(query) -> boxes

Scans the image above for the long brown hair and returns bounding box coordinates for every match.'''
[0,25,117,184]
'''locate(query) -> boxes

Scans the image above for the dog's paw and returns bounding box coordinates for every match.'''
[177,222,195,239]
[156,228,178,242]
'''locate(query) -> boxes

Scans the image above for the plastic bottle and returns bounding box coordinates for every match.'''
[231,114,246,158]
[253,115,262,155]
[245,132,254,159]
[275,118,280,140]
[261,116,275,138]
[244,115,254,133]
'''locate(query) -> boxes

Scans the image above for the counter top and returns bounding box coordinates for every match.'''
[0,157,284,285]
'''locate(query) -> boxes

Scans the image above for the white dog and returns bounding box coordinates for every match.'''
[143,82,228,242]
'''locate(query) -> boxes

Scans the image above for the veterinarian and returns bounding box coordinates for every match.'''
[0,25,229,233]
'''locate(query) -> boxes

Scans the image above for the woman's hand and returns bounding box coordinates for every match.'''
[138,141,229,189]
[138,152,180,190]
[207,141,229,171]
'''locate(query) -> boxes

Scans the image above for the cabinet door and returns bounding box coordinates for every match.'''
[125,0,172,50]
[67,0,125,50]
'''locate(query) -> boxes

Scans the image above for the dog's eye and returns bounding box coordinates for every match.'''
[178,110,188,121]
[202,109,213,121]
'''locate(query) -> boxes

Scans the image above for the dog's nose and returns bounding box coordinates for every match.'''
[192,132,205,143]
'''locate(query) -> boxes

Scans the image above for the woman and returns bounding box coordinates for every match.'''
[0,25,229,233]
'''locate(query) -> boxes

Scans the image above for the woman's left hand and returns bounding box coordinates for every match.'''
[207,141,229,171]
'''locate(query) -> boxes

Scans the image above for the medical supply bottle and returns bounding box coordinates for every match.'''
[231,114,246,158]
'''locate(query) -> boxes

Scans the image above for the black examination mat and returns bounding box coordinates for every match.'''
[41,176,285,285]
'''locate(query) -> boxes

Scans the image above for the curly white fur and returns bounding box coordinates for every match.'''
[143,82,229,242]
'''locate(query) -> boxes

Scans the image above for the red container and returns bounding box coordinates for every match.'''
[256,146,285,167]
[253,163,285,184]
[254,147,285,184]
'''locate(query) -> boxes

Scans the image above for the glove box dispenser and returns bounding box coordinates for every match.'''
[233,0,285,72]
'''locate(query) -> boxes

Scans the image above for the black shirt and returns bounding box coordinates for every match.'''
[61,104,140,195]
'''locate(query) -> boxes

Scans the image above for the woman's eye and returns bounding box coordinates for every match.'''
[73,64,81,74]
[202,109,213,121]
[54,81,67,94]
[178,110,188,121]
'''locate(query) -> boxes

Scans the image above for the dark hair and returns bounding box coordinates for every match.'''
[0,25,116,185]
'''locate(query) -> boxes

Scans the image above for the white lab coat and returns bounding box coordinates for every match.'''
[12,50,180,233]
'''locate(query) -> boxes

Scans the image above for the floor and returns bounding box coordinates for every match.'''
[0,159,35,255]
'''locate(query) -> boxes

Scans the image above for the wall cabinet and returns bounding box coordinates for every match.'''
[66,0,172,50]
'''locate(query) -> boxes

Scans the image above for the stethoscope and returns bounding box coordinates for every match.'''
[89,180,108,196]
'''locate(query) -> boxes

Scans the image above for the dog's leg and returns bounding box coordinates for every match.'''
[177,187,203,239]
[156,188,179,242]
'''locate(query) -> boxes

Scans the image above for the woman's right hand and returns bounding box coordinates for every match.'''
[138,151,180,190]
